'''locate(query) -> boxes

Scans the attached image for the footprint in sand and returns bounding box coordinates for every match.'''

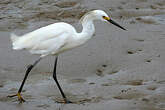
[113,89,146,100]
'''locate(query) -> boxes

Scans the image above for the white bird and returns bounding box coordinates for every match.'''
[8,10,126,104]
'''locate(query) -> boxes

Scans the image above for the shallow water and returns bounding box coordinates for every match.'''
[0,0,165,110]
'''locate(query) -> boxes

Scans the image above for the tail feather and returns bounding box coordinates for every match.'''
[10,33,19,42]
[10,33,22,50]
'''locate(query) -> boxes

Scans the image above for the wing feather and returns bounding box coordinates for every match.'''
[30,32,70,56]
[12,22,75,54]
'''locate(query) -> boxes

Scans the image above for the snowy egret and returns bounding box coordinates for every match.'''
[8,10,126,103]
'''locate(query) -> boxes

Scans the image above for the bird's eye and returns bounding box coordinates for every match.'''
[102,16,106,19]
[102,16,110,20]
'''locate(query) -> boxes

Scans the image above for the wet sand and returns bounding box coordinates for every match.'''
[0,0,165,110]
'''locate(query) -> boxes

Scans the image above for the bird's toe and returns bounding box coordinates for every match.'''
[7,92,25,103]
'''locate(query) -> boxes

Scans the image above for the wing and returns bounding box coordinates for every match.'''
[29,31,71,57]
[12,22,76,52]
[27,23,70,41]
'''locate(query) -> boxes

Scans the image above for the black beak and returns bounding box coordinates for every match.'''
[108,19,126,30]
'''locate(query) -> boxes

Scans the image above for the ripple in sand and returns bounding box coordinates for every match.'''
[124,80,143,86]
[147,86,157,91]
[0,84,3,88]
[55,1,77,8]
[36,104,50,109]
[52,93,103,104]
[68,78,86,84]
[96,69,104,77]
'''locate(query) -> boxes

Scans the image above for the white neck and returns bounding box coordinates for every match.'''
[82,19,95,35]
[75,17,95,45]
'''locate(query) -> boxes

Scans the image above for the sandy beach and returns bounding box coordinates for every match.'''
[0,0,165,110]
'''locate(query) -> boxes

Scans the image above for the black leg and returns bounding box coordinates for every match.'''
[53,56,71,103]
[8,57,42,102]
[18,57,42,93]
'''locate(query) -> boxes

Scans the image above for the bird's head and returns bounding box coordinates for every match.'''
[81,10,126,30]
[94,10,126,30]
[91,10,109,21]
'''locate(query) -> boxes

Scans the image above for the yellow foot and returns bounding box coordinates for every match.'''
[7,92,25,103]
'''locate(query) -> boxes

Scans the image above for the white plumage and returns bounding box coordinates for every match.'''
[8,10,126,103]
[11,10,125,57]
[11,23,77,57]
